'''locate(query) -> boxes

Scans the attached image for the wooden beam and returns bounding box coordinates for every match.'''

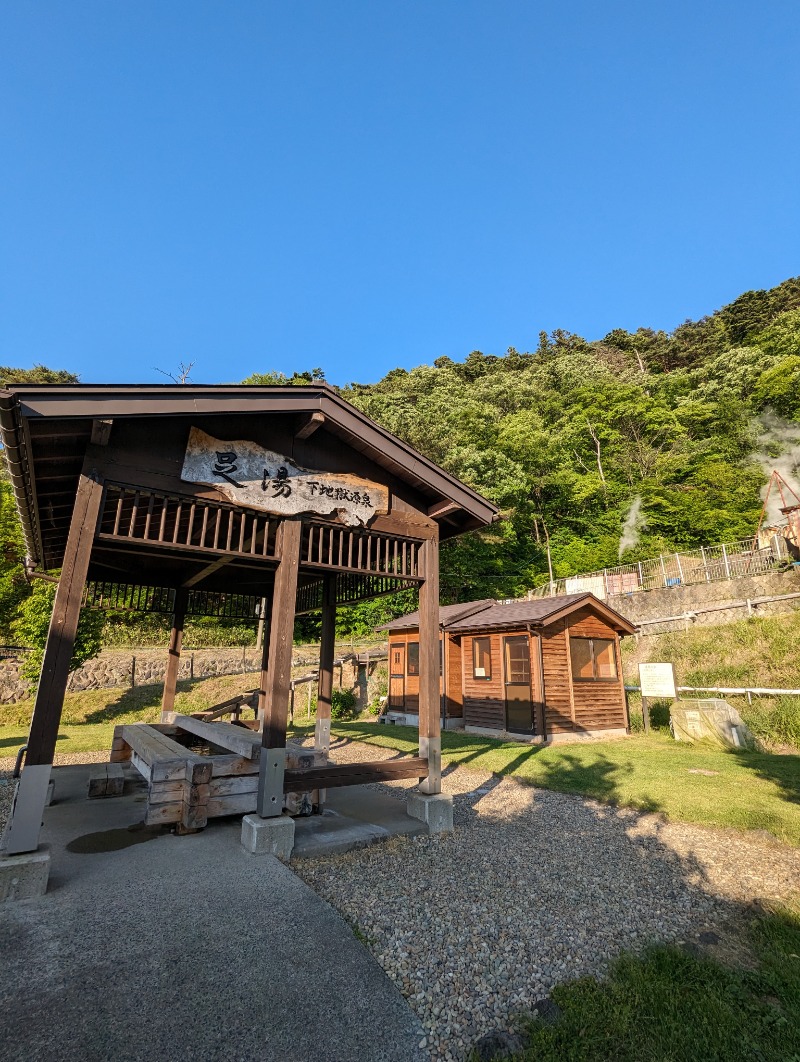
[90,419,114,445]
[26,467,104,764]
[284,757,428,792]
[160,588,188,721]
[167,714,261,759]
[295,411,326,440]
[314,574,336,754]
[418,531,441,795]
[182,555,234,588]
[258,519,302,816]
[6,464,105,854]
[427,499,461,519]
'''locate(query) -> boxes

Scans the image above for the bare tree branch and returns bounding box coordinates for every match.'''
[155,361,195,384]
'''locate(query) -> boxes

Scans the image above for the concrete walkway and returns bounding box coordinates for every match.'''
[0,765,427,1062]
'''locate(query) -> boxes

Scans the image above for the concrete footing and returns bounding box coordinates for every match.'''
[406,793,454,834]
[0,847,50,902]
[240,813,295,859]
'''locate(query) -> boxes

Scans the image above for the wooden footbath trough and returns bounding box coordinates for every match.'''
[107,709,430,832]
[1,384,497,863]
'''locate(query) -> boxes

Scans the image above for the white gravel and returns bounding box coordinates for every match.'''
[294,738,800,1062]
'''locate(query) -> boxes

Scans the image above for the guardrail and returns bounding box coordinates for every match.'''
[625,684,800,704]
[632,590,800,633]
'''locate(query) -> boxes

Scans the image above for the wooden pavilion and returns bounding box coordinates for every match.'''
[1,384,497,854]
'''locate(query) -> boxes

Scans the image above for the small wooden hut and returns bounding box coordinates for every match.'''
[382,593,636,740]
[0,383,497,853]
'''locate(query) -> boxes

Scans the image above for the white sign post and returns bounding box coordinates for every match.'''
[638,662,678,733]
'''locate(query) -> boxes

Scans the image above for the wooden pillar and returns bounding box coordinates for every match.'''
[6,468,104,854]
[160,588,188,721]
[256,596,273,724]
[314,573,336,753]
[418,532,441,795]
[257,519,302,817]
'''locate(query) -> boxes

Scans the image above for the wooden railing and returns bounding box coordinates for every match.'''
[302,521,420,578]
[98,483,279,561]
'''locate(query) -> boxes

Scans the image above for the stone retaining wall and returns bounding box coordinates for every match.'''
[609,567,800,634]
[0,644,389,709]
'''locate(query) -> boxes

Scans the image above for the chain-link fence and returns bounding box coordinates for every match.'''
[531,530,792,601]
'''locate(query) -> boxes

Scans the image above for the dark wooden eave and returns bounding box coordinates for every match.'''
[0,384,499,569]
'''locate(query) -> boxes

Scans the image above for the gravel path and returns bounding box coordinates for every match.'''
[294,736,800,1061]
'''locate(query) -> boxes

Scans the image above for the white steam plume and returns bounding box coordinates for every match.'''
[618,495,643,560]
[753,411,800,525]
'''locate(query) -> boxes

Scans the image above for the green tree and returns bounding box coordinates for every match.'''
[0,365,79,384]
[12,580,104,689]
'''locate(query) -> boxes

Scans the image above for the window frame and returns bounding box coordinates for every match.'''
[406,641,420,677]
[569,636,619,682]
[472,636,492,681]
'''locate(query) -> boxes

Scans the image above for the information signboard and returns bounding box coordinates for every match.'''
[638,662,677,700]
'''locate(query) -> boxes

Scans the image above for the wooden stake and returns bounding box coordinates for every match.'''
[161,588,188,721]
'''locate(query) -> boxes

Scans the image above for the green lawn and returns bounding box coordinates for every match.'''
[0,673,257,759]
[510,899,800,1062]
[3,679,799,845]
[292,720,800,846]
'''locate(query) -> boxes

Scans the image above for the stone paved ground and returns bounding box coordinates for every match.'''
[293,737,800,1062]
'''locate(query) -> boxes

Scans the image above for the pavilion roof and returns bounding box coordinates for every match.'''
[0,383,498,570]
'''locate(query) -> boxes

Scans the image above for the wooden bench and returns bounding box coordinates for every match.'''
[111,717,429,829]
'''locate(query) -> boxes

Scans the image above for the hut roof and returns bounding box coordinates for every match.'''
[380,599,496,631]
[383,593,636,636]
[446,593,636,634]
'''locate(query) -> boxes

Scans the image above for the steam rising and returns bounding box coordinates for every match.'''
[754,411,800,525]
[618,495,643,559]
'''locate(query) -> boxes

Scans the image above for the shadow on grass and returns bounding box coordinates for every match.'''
[329,721,665,816]
[82,681,191,723]
[729,746,800,807]
[519,902,800,1062]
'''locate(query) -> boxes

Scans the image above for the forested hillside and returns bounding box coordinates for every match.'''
[341,277,800,603]
[1,277,799,643]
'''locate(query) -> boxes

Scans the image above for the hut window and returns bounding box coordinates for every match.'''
[570,637,617,681]
[407,642,420,676]
[472,637,492,679]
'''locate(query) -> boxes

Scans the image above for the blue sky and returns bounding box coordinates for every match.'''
[2,2,798,386]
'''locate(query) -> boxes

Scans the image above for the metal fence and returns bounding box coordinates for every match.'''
[530,530,792,601]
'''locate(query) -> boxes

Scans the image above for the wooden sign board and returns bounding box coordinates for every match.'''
[181,427,389,527]
[638,662,677,700]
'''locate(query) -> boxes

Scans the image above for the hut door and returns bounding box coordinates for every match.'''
[503,635,534,734]
[389,644,405,708]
